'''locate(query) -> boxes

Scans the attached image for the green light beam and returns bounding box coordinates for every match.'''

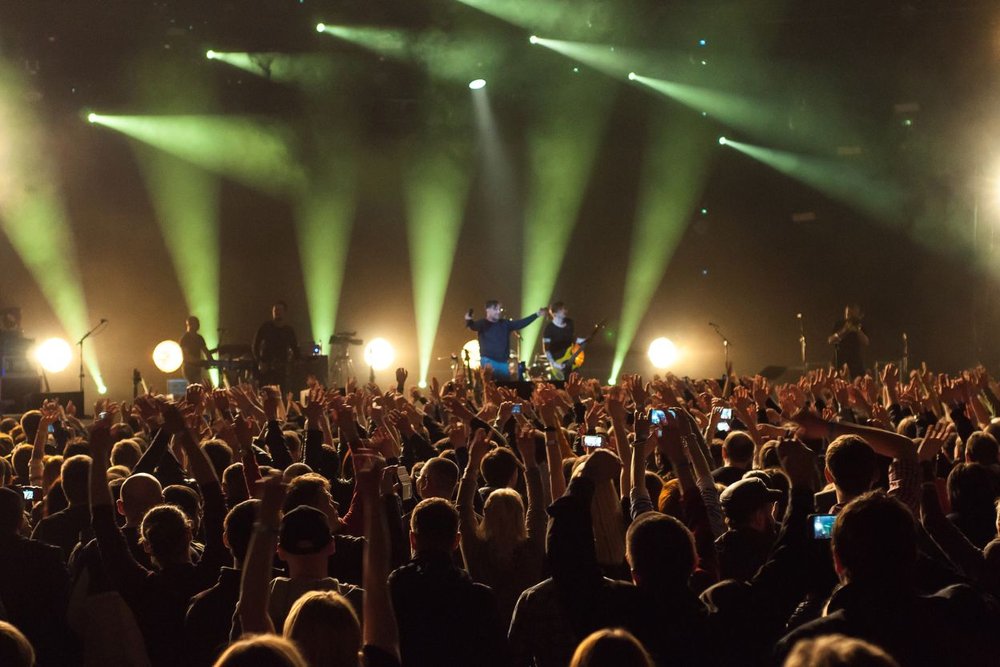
[453,0,613,39]
[609,116,713,384]
[721,138,907,223]
[88,114,304,197]
[206,51,340,89]
[0,65,105,392]
[295,155,357,349]
[530,37,667,81]
[404,138,474,385]
[519,80,615,357]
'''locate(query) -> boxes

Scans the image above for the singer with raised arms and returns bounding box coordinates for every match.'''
[465,300,547,381]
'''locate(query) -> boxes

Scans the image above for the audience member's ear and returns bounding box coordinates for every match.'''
[116,498,126,517]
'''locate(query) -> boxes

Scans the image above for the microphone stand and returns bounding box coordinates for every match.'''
[709,323,731,371]
[901,333,909,376]
[797,313,807,370]
[77,319,107,394]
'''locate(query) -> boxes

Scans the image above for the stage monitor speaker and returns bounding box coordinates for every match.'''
[0,375,42,413]
[25,391,85,412]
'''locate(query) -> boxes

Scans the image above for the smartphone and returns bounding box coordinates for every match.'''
[649,409,666,425]
[512,404,522,415]
[20,486,41,503]
[810,513,836,539]
[47,423,55,434]
[583,434,604,448]
[397,467,413,501]
[720,408,733,420]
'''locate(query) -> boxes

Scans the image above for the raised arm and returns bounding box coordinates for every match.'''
[357,452,399,661]
[30,400,60,485]
[457,428,487,536]
[237,473,283,635]
[509,309,545,331]
[515,426,546,544]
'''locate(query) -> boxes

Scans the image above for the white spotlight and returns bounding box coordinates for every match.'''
[35,338,72,373]
[363,338,396,371]
[469,78,486,90]
[628,72,637,81]
[461,340,482,370]
[529,35,539,45]
[153,340,184,373]
[647,337,679,370]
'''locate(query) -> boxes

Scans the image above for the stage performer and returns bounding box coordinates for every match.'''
[827,303,869,379]
[180,315,213,386]
[543,302,586,380]
[253,301,300,391]
[465,300,546,381]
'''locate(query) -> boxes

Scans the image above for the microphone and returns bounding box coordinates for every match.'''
[100,318,108,323]
[466,309,473,318]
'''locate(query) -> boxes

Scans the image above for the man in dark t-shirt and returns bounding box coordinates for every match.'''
[828,304,869,379]
[180,316,213,386]
[543,302,585,380]
[253,301,300,390]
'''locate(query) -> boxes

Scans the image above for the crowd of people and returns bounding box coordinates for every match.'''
[0,360,999,666]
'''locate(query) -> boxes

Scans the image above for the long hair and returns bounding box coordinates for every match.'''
[478,488,527,562]
[283,591,361,667]
[213,634,307,667]
[590,478,627,567]
[570,628,653,667]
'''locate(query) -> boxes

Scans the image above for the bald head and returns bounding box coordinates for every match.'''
[118,473,163,525]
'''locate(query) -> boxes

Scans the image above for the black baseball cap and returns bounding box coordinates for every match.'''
[720,477,783,523]
[279,505,332,555]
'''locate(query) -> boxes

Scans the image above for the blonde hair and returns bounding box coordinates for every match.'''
[213,634,307,667]
[784,634,898,667]
[572,456,627,568]
[479,488,527,560]
[570,628,652,667]
[283,591,361,667]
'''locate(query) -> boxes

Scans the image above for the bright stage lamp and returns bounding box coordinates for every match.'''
[718,136,728,146]
[461,339,481,370]
[363,338,395,371]
[206,50,216,60]
[529,35,539,45]
[469,78,486,90]
[647,337,679,370]
[316,23,326,33]
[35,338,72,373]
[152,340,184,373]
[87,113,97,123]
[628,72,637,81]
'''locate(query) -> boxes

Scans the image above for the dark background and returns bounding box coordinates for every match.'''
[1,0,999,399]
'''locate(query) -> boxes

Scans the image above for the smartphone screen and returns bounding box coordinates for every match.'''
[511,404,522,414]
[810,513,836,539]
[583,434,603,448]
[650,409,666,425]
[720,408,733,420]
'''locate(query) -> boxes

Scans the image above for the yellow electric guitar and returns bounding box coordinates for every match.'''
[549,320,606,381]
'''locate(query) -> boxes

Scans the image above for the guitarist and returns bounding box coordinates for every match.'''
[543,302,585,380]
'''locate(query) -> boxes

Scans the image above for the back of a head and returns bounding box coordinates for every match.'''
[0,620,35,667]
[213,635,307,667]
[480,447,522,489]
[626,512,696,589]
[283,590,361,667]
[570,628,653,667]
[723,431,755,467]
[966,432,1000,467]
[60,455,92,506]
[140,504,192,564]
[164,484,202,525]
[282,463,313,485]
[120,473,164,518]
[0,488,24,538]
[947,462,999,515]
[481,488,526,547]
[111,439,142,471]
[18,411,41,444]
[224,499,260,563]
[410,497,459,555]
[826,435,878,497]
[832,491,916,586]
[283,473,330,513]
[784,634,899,667]
[223,463,249,505]
[11,444,33,483]
[202,440,234,478]
[421,456,460,498]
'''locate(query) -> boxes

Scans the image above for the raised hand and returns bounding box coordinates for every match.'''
[918,421,952,463]
[515,425,539,465]
[303,386,326,425]
[565,372,584,400]
[395,367,408,391]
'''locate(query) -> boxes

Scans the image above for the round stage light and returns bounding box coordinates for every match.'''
[718,136,728,146]
[418,380,428,389]
[628,72,637,81]
[206,50,217,60]
[87,113,98,123]
[35,338,72,373]
[152,340,184,373]
[363,338,395,371]
[461,340,481,370]
[529,35,539,45]
[647,337,679,370]
[316,23,327,33]
[469,78,486,90]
